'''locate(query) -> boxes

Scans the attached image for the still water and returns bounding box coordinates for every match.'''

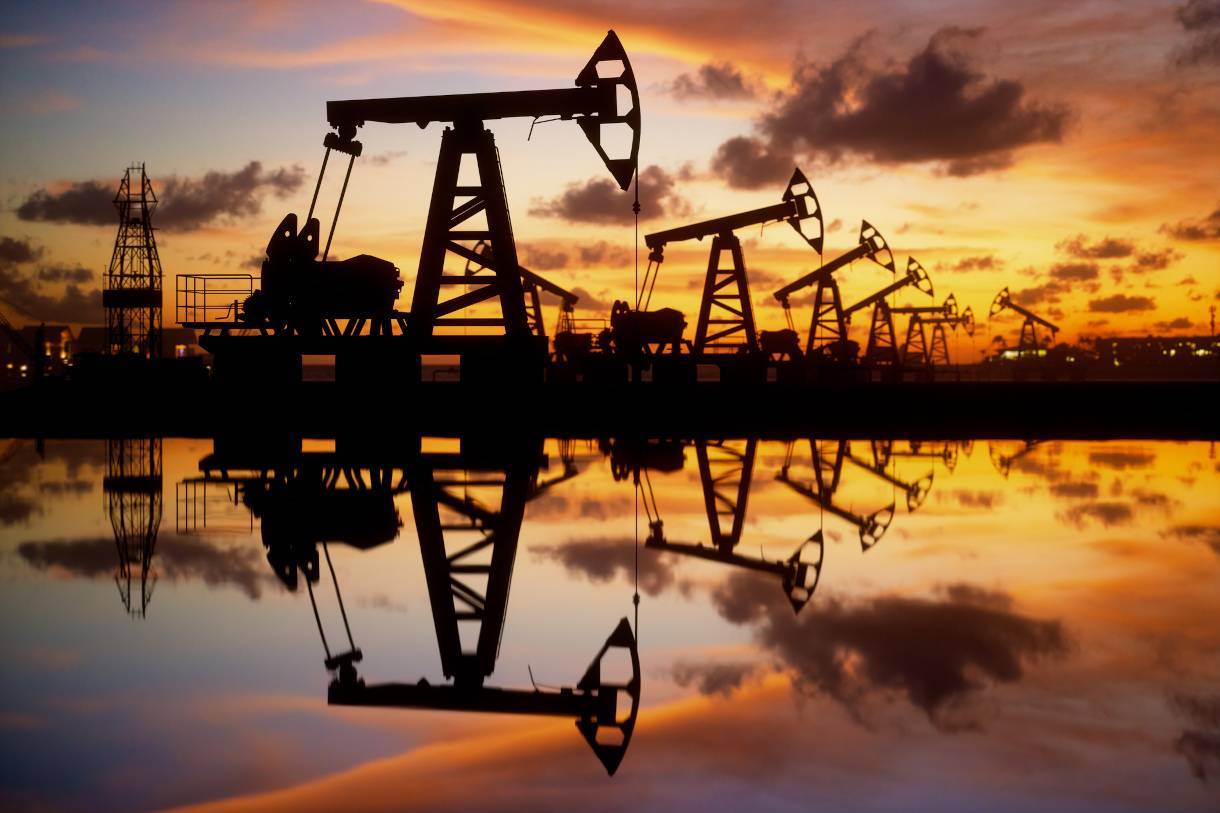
[1,436,1218,812]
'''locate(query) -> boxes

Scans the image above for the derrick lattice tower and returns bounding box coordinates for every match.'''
[104,164,162,357]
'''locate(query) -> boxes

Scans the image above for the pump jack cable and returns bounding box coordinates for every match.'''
[633,466,640,640]
[633,169,641,309]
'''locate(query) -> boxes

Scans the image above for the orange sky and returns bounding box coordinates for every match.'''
[2,1,1219,357]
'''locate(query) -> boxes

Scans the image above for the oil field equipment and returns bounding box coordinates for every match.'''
[105,165,163,358]
[838,257,935,366]
[990,286,1059,357]
[642,169,823,356]
[772,221,896,361]
[891,294,958,367]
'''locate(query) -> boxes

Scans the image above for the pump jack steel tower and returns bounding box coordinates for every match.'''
[837,257,935,366]
[772,222,896,360]
[643,170,823,356]
[324,31,639,374]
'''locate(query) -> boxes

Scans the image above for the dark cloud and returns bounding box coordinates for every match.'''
[1126,248,1183,275]
[710,136,795,189]
[710,574,1068,727]
[532,538,685,596]
[1154,317,1192,331]
[1169,689,1220,783]
[1049,261,1099,282]
[949,490,1004,509]
[1161,204,1220,240]
[1089,450,1155,470]
[578,241,632,267]
[668,62,760,101]
[1050,482,1100,499]
[1011,280,1070,307]
[1163,525,1220,556]
[714,28,1070,187]
[36,264,94,284]
[671,660,762,696]
[0,264,102,323]
[15,161,307,231]
[947,255,1002,272]
[1056,234,1135,259]
[1174,0,1220,67]
[1087,294,1155,313]
[1057,501,1134,528]
[17,534,277,600]
[0,236,43,264]
[529,164,690,224]
[569,286,612,312]
[519,244,569,271]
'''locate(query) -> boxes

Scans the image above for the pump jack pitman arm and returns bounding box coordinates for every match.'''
[644,168,823,259]
[326,31,640,190]
[890,292,958,318]
[772,221,896,309]
[989,287,1059,333]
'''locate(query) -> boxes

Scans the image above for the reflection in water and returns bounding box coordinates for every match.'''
[185,436,640,775]
[105,437,162,617]
[3,436,1218,810]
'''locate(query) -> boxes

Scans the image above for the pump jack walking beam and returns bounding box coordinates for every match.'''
[838,257,934,365]
[642,170,823,353]
[325,32,639,348]
[772,222,896,357]
[990,287,1059,355]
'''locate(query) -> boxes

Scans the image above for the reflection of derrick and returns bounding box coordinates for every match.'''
[332,439,639,776]
[106,438,163,618]
[776,439,895,551]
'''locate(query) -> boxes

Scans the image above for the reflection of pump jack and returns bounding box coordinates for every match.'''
[776,439,895,551]
[328,439,640,775]
[638,439,823,613]
[889,440,960,473]
[845,445,933,513]
[988,440,1045,478]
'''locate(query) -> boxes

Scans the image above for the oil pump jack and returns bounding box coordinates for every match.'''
[772,222,896,361]
[890,294,958,367]
[234,32,638,382]
[912,301,975,367]
[464,240,583,360]
[989,286,1059,357]
[641,169,824,358]
[835,257,935,366]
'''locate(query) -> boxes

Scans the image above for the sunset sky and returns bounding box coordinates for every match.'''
[2,0,1219,354]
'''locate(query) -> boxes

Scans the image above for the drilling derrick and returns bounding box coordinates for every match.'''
[104,165,163,358]
[105,438,163,618]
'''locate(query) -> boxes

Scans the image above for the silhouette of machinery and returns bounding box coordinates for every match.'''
[193,31,639,385]
[105,165,163,359]
[988,439,1046,478]
[186,435,639,774]
[990,286,1059,357]
[604,437,823,612]
[889,294,959,367]
[772,222,897,361]
[776,439,896,551]
[910,300,976,367]
[641,169,823,361]
[836,257,936,367]
[106,437,163,617]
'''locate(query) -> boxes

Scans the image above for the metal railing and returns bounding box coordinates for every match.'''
[176,274,254,327]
